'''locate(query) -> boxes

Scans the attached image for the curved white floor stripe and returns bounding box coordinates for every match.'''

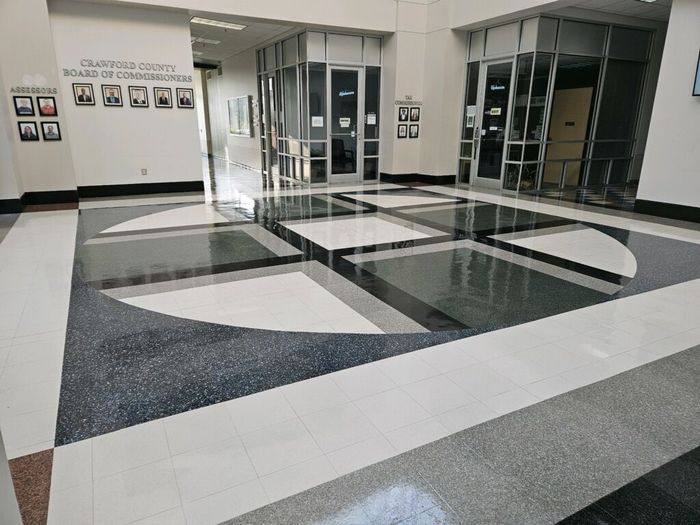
[101,203,229,234]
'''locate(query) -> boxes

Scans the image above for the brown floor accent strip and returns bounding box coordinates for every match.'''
[9,448,54,525]
[23,203,79,212]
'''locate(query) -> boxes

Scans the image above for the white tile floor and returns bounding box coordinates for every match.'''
[280,216,434,250]
[0,211,77,459]
[492,226,638,277]
[122,271,383,334]
[47,278,700,525]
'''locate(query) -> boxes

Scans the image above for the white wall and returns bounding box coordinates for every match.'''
[49,0,201,187]
[0,0,76,194]
[0,67,22,200]
[637,0,700,209]
[103,0,396,33]
[207,50,261,170]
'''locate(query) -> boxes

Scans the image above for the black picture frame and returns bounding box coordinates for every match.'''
[101,84,123,107]
[129,86,149,108]
[72,83,95,105]
[17,121,39,141]
[398,106,409,122]
[13,96,35,117]
[397,124,408,139]
[176,88,194,109]
[693,50,700,96]
[409,124,419,138]
[41,121,61,141]
[410,107,421,122]
[37,96,58,117]
[154,87,173,108]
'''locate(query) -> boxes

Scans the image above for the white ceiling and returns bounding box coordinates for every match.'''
[570,0,672,21]
[189,14,294,64]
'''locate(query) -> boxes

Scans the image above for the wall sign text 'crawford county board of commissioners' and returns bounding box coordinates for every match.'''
[62,58,192,83]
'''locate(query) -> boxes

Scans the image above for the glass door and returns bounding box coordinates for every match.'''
[266,74,279,177]
[471,60,514,188]
[329,66,363,183]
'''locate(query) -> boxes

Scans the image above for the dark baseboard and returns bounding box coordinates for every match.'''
[0,198,23,214]
[634,199,700,224]
[78,180,205,198]
[21,190,79,206]
[380,173,456,185]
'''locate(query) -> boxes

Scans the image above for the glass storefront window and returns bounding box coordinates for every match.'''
[526,54,552,141]
[308,63,326,140]
[595,60,645,142]
[283,66,300,139]
[510,54,533,141]
[365,67,380,140]
[461,62,480,141]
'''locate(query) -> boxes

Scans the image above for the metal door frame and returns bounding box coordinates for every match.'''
[327,64,364,184]
[470,57,516,189]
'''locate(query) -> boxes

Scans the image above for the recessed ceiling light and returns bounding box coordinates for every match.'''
[636,0,657,3]
[191,17,246,30]
[192,37,221,45]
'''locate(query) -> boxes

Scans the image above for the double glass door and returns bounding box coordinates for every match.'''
[471,60,514,188]
[329,66,363,183]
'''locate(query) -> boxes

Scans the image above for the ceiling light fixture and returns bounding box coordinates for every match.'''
[636,0,657,3]
[192,37,221,45]
[191,17,246,30]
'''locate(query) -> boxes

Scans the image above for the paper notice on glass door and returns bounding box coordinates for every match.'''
[339,117,351,128]
[311,116,324,127]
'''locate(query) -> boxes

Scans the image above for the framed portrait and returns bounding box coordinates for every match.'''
[13,96,35,116]
[37,96,57,116]
[101,85,123,107]
[397,124,408,139]
[17,121,39,141]
[177,88,194,108]
[694,50,700,96]
[409,124,419,138]
[72,83,95,105]
[228,96,252,136]
[398,106,409,122]
[154,87,172,108]
[41,122,61,141]
[129,86,149,108]
[410,107,421,122]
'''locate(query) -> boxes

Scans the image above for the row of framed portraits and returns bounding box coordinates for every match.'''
[13,96,58,117]
[17,121,61,142]
[398,124,419,139]
[398,106,420,122]
[71,83,194,109]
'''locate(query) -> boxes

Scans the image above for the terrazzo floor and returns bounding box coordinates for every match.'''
[0,160,698,524]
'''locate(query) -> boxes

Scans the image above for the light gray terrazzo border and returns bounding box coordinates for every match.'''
[222,346,700,525]
[103,260,426,334]
[345,238,623,295]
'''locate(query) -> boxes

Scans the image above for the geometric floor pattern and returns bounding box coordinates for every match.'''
[1,162,698,524]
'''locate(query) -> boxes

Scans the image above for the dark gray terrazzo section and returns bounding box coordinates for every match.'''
[224,347,700,525]
[0,213,19,244]
[588,223,700,298]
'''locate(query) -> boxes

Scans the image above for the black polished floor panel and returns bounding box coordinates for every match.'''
[559,447,700,524]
